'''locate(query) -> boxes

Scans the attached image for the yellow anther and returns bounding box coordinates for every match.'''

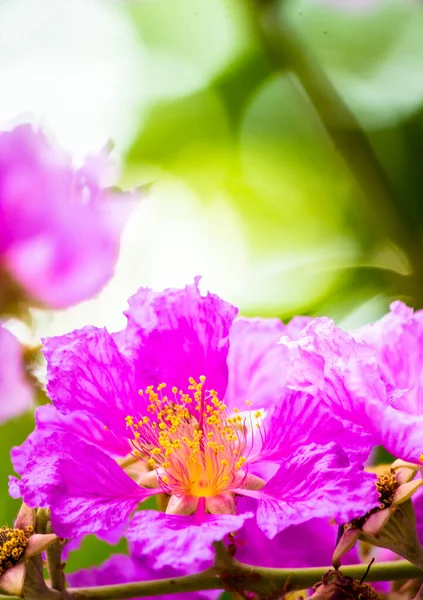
[245,400,252,406]
[125,416,134,426]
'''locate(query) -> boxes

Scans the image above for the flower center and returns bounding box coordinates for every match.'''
[0,528,29,575]
[125,376,259,498]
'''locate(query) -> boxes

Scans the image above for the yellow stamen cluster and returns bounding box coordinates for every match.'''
[125,377,254,498]
[0,528,29,575]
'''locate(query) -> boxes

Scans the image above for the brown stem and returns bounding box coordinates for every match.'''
[65,561,423,600]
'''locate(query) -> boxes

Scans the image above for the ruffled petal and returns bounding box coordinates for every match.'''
[249,443,378,539]
[17,432,155,538]
[224,317,285,413]
[127,510,252,569]
[286,317,423,463]
[278,318,412,458]
[43,326,139,438]
[0,326,33,423]
[259,388,373,465]
[356,301,423,414]
[234,503,359,568]
[11,404,129,476]
[68,554,218,600]
[120,281,238,398]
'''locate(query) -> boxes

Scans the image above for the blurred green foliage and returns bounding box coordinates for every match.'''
[2,0,423,588]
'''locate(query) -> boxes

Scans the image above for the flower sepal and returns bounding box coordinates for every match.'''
[333,465,423,569]
[0,504,58,597]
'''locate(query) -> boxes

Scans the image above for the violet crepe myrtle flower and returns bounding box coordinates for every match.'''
[0,124,132,312]
[68,553,219,600]
[10,282,378,568]
[277,307,423,465]
[0,325,33,423]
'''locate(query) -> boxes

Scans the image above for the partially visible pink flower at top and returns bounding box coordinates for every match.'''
[0,125,132,311]
[0,326,32,423]
[10,281,377,568]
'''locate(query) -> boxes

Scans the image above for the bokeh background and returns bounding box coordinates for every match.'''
[1,0,423,580]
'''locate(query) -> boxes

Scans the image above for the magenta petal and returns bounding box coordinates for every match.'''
[121,281,238,398]
[356,301,423,414]
[0,326,33,423]
[11,404,129,477]
[235,507,359,569]
[127,510,252,569]
[0,125,132,308]
[224,317,285,413]
[259,388,373,465]
[279,317,422,461]
[18,432,154,538]
[68,554,219,600]
[254,443,378,538]
[42,326,140,438]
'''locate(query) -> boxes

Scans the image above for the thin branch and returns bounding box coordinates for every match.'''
[248,0,423,301]
[66,561,423,600]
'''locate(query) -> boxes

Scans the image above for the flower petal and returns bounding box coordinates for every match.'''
[259,388,373,465]
[0,326,33,423]
[127,510,252,569]
[11,404,129,477]
[224,317,285,413]
[250,443,378,538]
[17,432,156,538]
[42,326,139,438]
[356,301,423,414]
[280,317,423,462]
[121,280,238,398]
[235,504,359,569]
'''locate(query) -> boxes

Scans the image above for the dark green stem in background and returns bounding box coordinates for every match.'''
[248,0,423,302]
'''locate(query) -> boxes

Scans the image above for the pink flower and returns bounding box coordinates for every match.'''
[0,326,32,423]
[0,125,132,311]
[11,282,377,568]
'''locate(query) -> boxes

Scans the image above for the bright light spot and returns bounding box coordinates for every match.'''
[0,0,146,158]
